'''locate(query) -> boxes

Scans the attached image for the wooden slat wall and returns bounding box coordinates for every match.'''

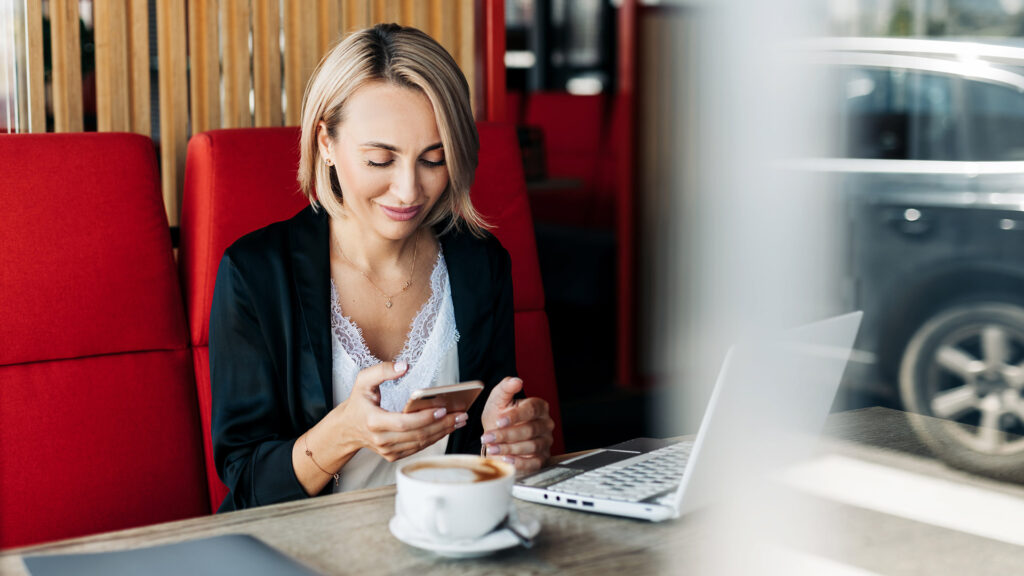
[94,0,150,134]
[157,0,188,226]
[95,0,130,132]
[222,0,252,128]
[252,0,283,128]
[283,2,318,126]
[49,0,83,132]
[317,0,344,56]
[188,0,220,135]
[23,0,478,224]
[458,0,475,108]
[343,0,372,34]
[127,0,151,136]
[26,0,45,133]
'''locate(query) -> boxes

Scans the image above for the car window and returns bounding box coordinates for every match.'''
[841,66,957,161]
[964,78,1024,161]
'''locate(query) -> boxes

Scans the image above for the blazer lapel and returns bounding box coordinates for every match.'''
[289,206,334,410]
[440,230,485,381]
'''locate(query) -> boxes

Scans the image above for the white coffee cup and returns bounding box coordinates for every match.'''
[396,455,515,542]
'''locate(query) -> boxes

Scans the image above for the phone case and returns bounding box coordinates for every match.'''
[403,381,484,414]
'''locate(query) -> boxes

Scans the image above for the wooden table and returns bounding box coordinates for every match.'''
[5,408,1024,575]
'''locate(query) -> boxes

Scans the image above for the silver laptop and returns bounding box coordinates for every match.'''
[513,311,863,521]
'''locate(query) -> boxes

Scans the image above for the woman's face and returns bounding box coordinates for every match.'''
[318,82,449,242]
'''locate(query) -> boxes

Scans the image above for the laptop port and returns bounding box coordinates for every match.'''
[566,498,577,505]
[583,501,594,507]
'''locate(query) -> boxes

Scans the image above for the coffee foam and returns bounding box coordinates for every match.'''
[405,467,480,484]
[403,459,507,484]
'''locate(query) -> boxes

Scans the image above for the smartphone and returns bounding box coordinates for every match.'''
[403,381,484,414]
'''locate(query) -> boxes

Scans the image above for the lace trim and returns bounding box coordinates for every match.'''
[331,252,443,369]
[330,251,460,413]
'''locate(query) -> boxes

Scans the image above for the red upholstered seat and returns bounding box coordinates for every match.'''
[180,128,309,512]
[470,123,564,456]
[524,92,613,228]
[506,91,524,124]
[0,133,209,549]
[180,124,565,510]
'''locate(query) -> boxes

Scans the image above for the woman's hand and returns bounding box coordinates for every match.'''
[296,361,466,495]
[480,377,554,473]
[337,361,468,462]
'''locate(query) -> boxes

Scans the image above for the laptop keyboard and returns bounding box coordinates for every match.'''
[550,441,693,503]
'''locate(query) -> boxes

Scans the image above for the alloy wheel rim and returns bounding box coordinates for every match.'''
[927,322,1024,455]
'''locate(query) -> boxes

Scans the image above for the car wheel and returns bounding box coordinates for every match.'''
[899,301,1024,482]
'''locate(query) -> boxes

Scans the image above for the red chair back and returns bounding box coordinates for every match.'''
[0,133,209,548]
[471,123,564,455]
[524,92,605,193]
[180,128,308,512]
[180,124,565,509]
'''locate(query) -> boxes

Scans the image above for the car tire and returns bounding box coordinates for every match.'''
[899,300,1024,483]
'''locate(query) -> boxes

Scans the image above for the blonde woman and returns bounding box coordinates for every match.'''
[209,24,554,511]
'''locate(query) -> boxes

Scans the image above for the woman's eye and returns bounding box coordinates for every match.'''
[419,158,446,167]
[365,159,394,168]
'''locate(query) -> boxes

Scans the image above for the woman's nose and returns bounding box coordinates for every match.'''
[390,164,418,203]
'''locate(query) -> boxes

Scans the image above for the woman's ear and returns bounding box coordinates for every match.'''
[317,121,333,162]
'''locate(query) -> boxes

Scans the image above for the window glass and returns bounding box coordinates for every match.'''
[965,78,1024,161]
[842,66,956,161]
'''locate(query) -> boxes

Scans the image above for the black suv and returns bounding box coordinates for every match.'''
[814,37,1024,480]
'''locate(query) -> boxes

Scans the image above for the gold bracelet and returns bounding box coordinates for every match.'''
[303,434,339,487]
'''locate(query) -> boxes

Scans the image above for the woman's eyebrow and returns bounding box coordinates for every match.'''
[358,142,443,154]
[360,141,398,151]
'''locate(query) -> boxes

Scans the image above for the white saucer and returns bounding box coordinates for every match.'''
[389,512,541,558]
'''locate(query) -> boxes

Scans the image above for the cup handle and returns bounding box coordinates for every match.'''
[426,496,448,539]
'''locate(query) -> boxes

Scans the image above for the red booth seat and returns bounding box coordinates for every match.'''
[0,133,210,549]
[523,92,615,229]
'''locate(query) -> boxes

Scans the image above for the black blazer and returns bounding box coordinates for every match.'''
[209,205,516,512]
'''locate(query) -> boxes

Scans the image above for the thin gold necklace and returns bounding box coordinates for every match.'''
[334,234,419,310]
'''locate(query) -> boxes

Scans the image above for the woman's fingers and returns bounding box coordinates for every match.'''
[486,397,549,431]
[352,361,409,403]
[368,405,451,433]
[480,396,554,459]
[365,410,467,459]
[481,415,554,445]
[484,435,552,456]
[499,455,545,473]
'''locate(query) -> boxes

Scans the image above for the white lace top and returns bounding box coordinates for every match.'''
[330,251,460,492]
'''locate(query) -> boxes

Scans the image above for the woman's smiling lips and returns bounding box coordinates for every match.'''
[378,203,422,221]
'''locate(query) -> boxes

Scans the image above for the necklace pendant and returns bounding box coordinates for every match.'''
[385,299,393,309]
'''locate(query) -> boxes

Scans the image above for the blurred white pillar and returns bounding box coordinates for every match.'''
[641,0,844,573]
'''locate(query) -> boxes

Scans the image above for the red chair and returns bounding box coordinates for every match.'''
[0,133,209,548]
[524,92,611,228]
[506,91,524,124]
[180,124,565,509]
[180,128,309,512]
[472,123,564,456]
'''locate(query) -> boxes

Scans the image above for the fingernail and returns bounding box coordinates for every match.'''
[502,456,515,464]
[486,445,500,455]
[497,417,511,428]
[433,408,447,419]
[395,362,408,373]
[480,433,496,444]
[455,413,468,423]
[454,420,466,429]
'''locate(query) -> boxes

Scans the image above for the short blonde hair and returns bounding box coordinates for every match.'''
[298,23,486,236]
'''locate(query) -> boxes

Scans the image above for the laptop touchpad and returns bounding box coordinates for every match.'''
[561,449,641,471]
